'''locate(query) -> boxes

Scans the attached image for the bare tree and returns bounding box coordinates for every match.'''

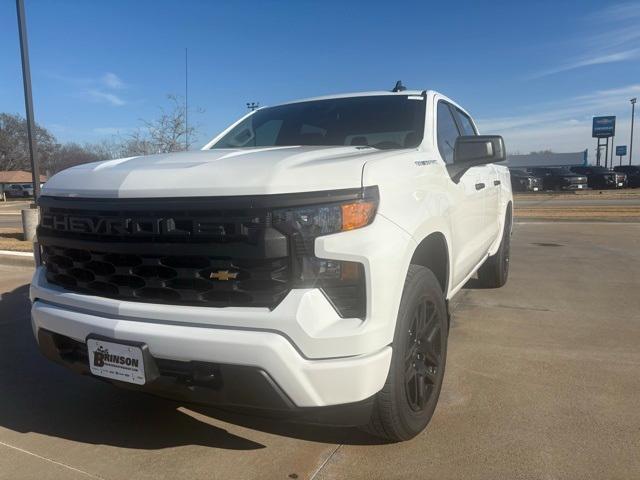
[121,94,199,156]
[0,113,58,172]
[84,138,126,161]
[0,93,202,175]
[50,142,101,173]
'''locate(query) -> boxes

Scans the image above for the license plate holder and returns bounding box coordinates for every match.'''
[87,336,159,385]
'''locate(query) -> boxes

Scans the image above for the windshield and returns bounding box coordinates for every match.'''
[211,95,426,150]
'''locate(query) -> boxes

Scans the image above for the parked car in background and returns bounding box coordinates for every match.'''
[528,167,588,191]
[509,169,542,192]
[613,165,640,188]
[5,183,34,197]
[570,166,626,189]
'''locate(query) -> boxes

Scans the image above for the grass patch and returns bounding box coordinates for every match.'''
[514,206,640,222]
[0,228,33,252]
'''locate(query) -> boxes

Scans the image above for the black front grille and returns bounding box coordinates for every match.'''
[529,177,542,187]
[42,244,290,308]
[37,195,298,309]
[565,176,585,185]
[37,190,371,314]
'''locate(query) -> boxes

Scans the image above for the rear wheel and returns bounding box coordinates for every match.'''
[477,209,512,288]
[363,265,448,442]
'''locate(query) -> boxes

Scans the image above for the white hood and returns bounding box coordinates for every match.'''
[42,146,386,198]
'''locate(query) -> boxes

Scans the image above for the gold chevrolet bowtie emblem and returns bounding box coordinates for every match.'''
[209,270,239,281]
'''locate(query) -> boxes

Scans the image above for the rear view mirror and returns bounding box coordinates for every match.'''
[454,135,506,165]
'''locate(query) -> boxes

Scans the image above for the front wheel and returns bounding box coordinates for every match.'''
[363,265,448,442]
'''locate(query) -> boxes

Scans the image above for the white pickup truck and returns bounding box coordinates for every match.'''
[31,87,512,441]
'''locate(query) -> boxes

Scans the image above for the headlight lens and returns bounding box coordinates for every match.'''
[272,200,376,237]
[272,196,377,319]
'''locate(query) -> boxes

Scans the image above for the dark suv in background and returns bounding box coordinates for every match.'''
[613,165,640,188]
[528,167,588,191]
[509,169,543,192]
[570,166,627,189]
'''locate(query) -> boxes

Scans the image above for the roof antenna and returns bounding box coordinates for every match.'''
[392,80,407,92]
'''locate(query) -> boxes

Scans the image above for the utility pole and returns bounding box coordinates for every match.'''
[610,134,615,169]
[246,102,260,111]
[185,47,188,150]
[631,98,637,165]
[16,0,40,200]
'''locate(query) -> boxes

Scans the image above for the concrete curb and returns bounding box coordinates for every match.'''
[0,250,35,268]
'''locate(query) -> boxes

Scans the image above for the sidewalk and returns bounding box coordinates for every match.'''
[0,200,31,214]
[0,249,34,267]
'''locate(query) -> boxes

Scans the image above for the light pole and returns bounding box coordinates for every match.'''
[16,0,40,200]
[16,0,41,242]
[630,98,636,165]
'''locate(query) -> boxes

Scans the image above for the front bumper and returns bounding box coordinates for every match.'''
[561,183,587,190]
[29,212,413,412]
[31,299,391,410]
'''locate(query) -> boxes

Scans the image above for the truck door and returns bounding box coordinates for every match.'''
[436,101,487,287]
[451,107,501,254]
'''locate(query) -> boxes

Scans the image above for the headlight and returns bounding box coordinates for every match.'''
[272,200,376,238]
[272,194,377,319]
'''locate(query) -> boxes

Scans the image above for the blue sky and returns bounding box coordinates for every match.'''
[1,0,639,161]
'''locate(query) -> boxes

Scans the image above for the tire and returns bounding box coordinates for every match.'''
[477,209,512,288]
[363,265,448,442]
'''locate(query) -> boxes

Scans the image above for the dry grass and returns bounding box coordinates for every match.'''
[514,206,640,222]
[514,189,640,202]
[513,189,640,221]
[0,228,32,252]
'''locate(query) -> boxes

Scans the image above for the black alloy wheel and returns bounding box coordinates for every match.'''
[364,265,448,442]
[404,299,442,412]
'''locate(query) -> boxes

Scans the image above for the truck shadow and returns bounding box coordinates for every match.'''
[0,284,382,450]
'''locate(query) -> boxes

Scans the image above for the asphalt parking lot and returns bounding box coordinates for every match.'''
[0,221,639,480]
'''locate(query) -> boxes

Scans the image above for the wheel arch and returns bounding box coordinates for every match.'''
[409,232,450,296]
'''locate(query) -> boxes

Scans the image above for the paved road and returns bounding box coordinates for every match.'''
[516,196,640,207]
[0,215,21,229]
[1,223,639,479]
[0,202,29,229]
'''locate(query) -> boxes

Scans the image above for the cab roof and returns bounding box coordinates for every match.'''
[273,90,438,107]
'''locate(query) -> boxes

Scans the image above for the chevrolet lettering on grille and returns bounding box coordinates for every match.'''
[40,214,221,237]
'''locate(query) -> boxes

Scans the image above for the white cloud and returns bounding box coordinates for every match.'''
[92,127,127,135]
[85,89,126,106]
[477,84,640,157]
[592,2,640,22]
[530,3,640,78]
[530,49,640,79]
[102,72,124,89]
[48,71,129,106]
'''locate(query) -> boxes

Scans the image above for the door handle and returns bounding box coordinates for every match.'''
[475,182,486,190]
[494,180,501,186]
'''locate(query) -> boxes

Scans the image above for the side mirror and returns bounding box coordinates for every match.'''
[454,135,506,165]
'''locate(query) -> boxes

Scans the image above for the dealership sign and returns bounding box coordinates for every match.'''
[592,116,616,138]
[616,145,627,156]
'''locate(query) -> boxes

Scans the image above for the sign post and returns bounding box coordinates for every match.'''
[616,145,627,166]
[592,116,616,167]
